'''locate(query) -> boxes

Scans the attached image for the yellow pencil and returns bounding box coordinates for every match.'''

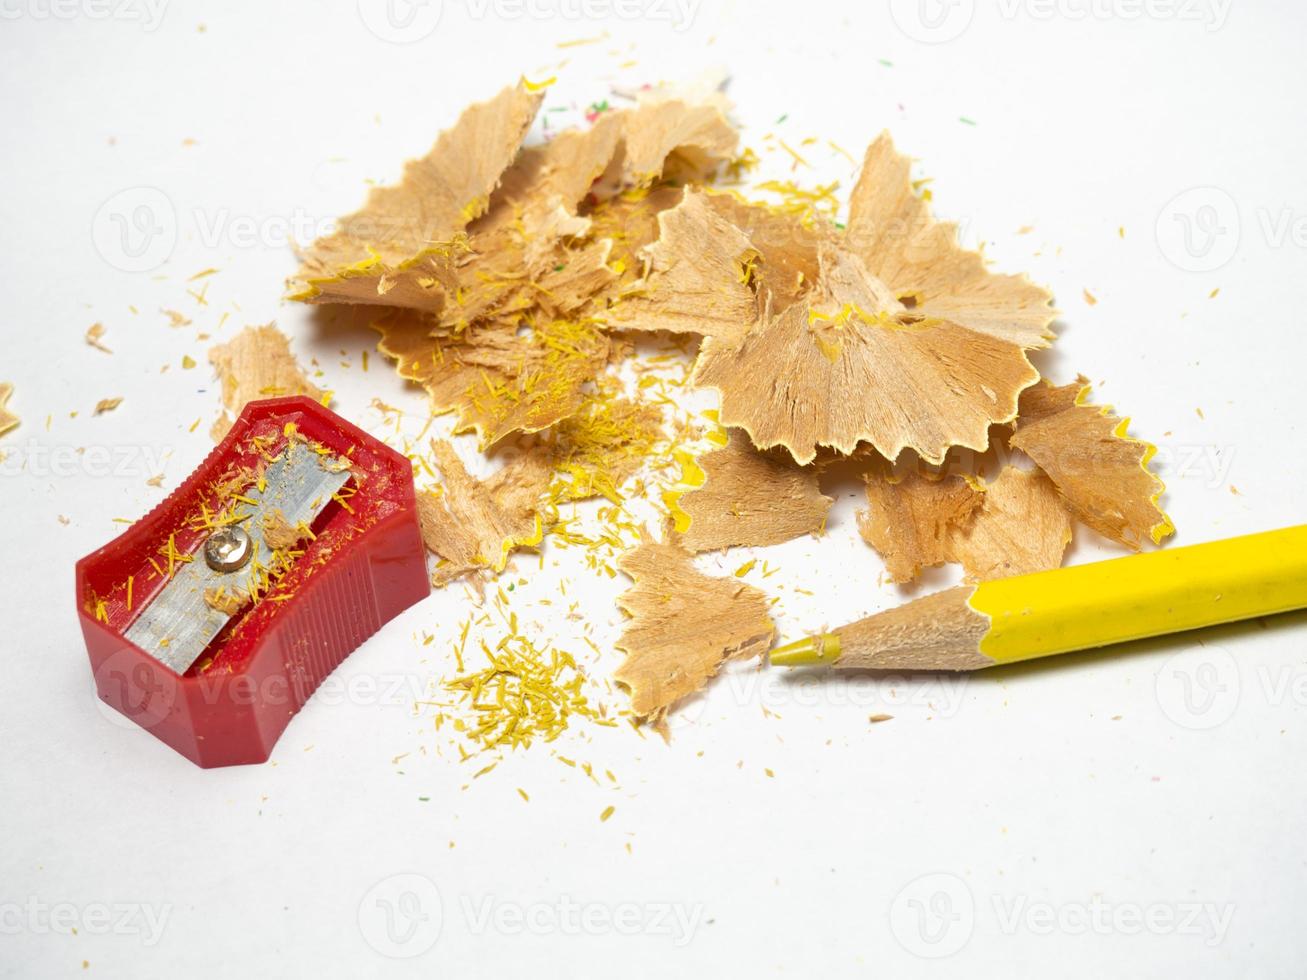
[770,525,1307,671]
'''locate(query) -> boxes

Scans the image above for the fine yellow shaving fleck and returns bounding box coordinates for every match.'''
[420,590,619,757]
[437,635,605,752]
[546,378,666,503]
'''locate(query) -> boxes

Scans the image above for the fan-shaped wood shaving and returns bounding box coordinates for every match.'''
[614,97,739,187]
[290,82,545,306]
[0,383,18,438]
[605,189,762,342]
[1013,373,1086,423]
[373,309,610,448]
[614,535,774,718]
[534,239,620,317]
[946,467,1072,580]
[499,111,626,229]
[688,133,1053,465]
[677,431,832,553]
[1011,378,1173,548]
[693,245,1040,465]
[846,132,1056,349]
[431,113,625,328]
[207,324,325,442]
[582,183,686,296]
[857,463,980,583]
[417,440,552,586]
[701,191,827,307]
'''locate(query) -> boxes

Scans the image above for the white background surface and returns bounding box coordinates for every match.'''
[3,1,1306,977]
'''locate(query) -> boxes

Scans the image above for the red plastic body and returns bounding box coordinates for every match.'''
[75,397,430,768]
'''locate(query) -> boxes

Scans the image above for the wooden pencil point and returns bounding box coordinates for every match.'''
[767,526,1307,673]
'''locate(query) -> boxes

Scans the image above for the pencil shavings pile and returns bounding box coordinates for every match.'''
[279,75,1175,725]
[856,378,1170,584]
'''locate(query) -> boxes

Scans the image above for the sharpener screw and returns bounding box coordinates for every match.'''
[204,526,253,573]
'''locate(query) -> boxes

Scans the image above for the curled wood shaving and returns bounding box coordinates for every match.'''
[606,189,762,343]
[701,191,827,308]
[94,397,124,415]
[946,467,1072,581]
[532,239,620,318]
[495,110,625,236]
[676,430,832,553]
[207,324,325,442]
[290,82,545,305]
[434,94,736,328]
[614,534,774,719]
[1012,378,1173,549]
[857,463,980,583]
[416,440,551,586]
[0,383,19,438]
[846,132,1056,349]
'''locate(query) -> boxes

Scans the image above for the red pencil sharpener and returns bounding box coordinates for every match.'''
[75,396,430,768]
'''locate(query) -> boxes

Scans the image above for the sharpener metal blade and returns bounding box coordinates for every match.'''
[123,445,351,674]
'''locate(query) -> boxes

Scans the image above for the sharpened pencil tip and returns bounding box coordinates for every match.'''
[770,632,842,667]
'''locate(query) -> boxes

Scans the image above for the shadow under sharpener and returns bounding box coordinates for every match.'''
[75,396,430,768]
